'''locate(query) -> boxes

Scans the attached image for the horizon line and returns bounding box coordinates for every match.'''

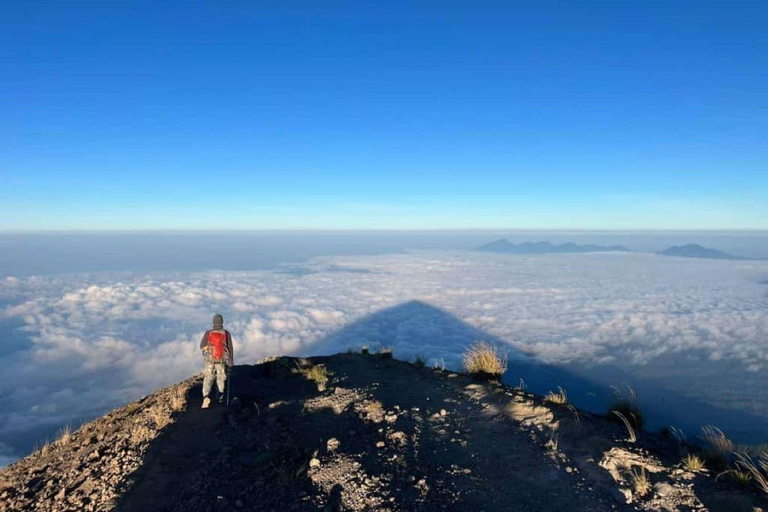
[3,228,768,235]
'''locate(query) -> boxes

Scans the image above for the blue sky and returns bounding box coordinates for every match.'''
[2,0,767,230]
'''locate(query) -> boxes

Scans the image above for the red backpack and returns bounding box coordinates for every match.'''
[208,331,227,361]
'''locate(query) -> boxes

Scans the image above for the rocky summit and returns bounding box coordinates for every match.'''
[0,353,766,512]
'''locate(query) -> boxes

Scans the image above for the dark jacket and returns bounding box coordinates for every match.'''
[200,329,234,365]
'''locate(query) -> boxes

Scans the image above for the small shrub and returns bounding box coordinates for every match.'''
[630,467,651,497]
[413,355,426,369]
[361,345,370,355]
[377,347,394,359]
[608,385,644,431]
[462,341,507,381]
[700,425,733,467]
[544,387,568,405]
[682,453,706,472]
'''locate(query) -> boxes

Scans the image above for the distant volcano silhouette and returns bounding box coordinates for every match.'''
[475,239,629,254]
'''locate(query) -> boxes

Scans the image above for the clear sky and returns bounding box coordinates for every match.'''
[2,1,767,230]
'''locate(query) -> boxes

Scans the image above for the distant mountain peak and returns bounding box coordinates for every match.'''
[656,244,745,260]
[474,239,629,254]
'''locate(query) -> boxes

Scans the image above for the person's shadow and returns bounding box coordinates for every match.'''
[310,300,768,443]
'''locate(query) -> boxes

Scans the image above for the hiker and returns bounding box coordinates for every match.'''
[199,313,234,409]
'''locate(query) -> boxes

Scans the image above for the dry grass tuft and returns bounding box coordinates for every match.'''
[734,452,768,495]
[377,347,394,359]
[413,355,426,369]
[300,363,331,391]
[718,466,754,488]
[170,387,187,412]
[667,426,687,444]
[630,467,652,497]
[462,341,507,381]
[544,387,568,405]
[700,425,733,467]
[361,345,370,355]
[34,439,52,458]
[608,385,644,431]
[56,424,72,446]
[682,453,706,472]
[543,432,559,452]
[612,410,637,443]
[431,358,446,370]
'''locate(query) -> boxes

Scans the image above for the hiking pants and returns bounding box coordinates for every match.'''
[203,362,228,397]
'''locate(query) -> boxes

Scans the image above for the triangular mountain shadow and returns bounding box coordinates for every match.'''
[308,300,768,443]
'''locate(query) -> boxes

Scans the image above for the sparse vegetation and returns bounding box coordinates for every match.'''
[543,432,559,452]
[377,347,394,359]
[431,357,446,370]
[33,439,52,458]
[608,385,644,431]
[612,410,637,443]
[170,387,187,412]
[125,402,142,416]
[734,452,768,495]
[682,453,706,472]
[700,425,733,467]
[294,360,331,391]
[413,355,426,369]
[666,426,687,444]
[361,345,370,355]
[630,467,651,497]
[544,386,568,405]
[729,467,754,487]
[56,424,72,446]
[462,341,507,381]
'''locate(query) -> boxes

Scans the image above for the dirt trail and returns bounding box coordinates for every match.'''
[116,354,620,511]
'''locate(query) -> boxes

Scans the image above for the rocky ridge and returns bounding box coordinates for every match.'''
[0,353,766,511]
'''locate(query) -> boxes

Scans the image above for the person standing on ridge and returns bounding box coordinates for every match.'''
[199,313,234,409]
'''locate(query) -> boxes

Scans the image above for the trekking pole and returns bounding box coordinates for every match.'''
[226,366,231,407]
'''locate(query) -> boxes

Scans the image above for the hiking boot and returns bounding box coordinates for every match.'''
[202,397,211,409]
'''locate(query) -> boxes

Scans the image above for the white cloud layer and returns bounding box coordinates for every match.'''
[1,251,768,462]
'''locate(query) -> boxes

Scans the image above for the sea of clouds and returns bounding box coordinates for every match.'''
[1,250,767,463]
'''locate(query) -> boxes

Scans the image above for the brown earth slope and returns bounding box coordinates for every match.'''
[0,353,766,512]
